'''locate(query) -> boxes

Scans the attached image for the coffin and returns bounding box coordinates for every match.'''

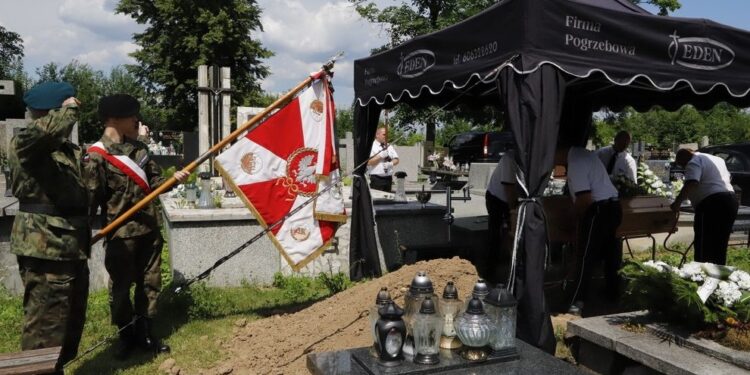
[511,195,678,243]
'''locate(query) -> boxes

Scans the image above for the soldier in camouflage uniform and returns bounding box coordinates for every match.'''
[85,94,187,359]
[9,82,90,371]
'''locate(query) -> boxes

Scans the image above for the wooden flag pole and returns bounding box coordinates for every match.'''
[91,54,342,244]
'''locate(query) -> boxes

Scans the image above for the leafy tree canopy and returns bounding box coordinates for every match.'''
[594,103,750,150]
[117,0,273,131]
[0,25,23,79]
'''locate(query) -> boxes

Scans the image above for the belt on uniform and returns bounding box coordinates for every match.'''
[18,202,88,217]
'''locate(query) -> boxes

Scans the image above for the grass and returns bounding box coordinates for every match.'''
[0,239,350,374]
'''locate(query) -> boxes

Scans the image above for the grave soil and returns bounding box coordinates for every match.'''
[213,257,480,375]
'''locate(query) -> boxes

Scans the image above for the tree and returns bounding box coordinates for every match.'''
[117,0,273,131]
[36,61,106,142]
[0,25,23,79]
[628,0,681,16]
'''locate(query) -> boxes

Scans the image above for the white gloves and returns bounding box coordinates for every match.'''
[383,161,393,170]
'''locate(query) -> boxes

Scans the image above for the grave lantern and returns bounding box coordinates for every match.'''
[439,281,463,349]
[484,284,517,354]
[412,296,443,365]
[369,287,392,348]
[374,300,406,367]
[454,297,493,362]
[403,271,438,355]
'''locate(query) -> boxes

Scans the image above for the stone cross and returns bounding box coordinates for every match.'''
[197,66,233,174]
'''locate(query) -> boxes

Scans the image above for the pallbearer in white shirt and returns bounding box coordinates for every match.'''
[556,144,622,316]
[367,127,400,192]
[484,150,518,280]
[670,149,738,265]
[595,130,637,183]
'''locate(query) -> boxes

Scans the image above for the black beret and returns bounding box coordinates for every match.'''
[23,82,76,110]
[98,94,141,120]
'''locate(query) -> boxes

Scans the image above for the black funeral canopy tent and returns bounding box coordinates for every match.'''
[349,0,750,352]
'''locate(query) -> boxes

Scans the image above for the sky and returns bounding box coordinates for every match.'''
[0,0,748,108]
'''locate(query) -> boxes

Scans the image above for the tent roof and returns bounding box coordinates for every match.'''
[353,0,750,111]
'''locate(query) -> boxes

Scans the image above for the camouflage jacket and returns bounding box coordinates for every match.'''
[84,134,165,239]
[9,104,91,260]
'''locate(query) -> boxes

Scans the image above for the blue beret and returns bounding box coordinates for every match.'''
[23,82,76,110]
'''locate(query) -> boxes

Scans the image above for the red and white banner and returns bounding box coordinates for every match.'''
[215,76,345,271]
[88,142,152,193]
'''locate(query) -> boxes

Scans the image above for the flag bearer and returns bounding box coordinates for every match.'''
[85,94,187,359]
[555,144,622,315]
[367,126,399,192]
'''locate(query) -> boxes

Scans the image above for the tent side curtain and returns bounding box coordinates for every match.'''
[349,103,382,281]
[497,65,566,354]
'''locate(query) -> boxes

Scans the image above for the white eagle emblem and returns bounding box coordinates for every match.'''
[295,154,317,185]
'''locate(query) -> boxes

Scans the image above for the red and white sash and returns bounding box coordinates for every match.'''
[88,142,152,193]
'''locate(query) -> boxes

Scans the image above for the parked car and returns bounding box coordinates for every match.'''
[692,143,750,205]
[445,130,515,164]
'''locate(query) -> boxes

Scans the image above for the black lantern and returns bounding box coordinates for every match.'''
[370,287,392,348]
[375,300,406,367]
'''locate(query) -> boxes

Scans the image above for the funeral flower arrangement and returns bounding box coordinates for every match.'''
[622,260,750,329]
[426,152,458,171]
[611,163,667,198]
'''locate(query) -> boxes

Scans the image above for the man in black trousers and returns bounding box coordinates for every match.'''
[556,143,622,315]
[671,148,738,265]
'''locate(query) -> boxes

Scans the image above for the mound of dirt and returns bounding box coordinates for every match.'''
[216,257,479,374]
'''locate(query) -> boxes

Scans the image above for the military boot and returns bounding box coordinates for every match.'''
[136,316,170,354]
[114,323,136,360]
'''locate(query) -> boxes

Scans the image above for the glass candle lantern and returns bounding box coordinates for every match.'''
[439,281,463,349]
[375,300,407,367]
[454,297,494,362]
[412,296,443,365]
[465,278,490,311]
[472,278,490,301]
[402,271,438,356]
[370,287,392,348]
[484,284,517,353]
[394,171,407,202]
[196,172,215,209]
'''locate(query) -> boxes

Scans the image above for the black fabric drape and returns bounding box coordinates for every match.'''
[498,65,566,354]
[349,103,383,281]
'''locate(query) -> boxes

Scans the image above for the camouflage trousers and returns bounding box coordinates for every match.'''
[104,231,163,326]
[17,256,89,368]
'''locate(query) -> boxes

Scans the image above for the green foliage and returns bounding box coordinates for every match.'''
[117,0,273,131]
[628,0,681,15]
[335,107,354,140]
[272,272,326,302]
[350,1,503,138]
[0,25,23,79]
[595,104,750,150]
[317,272,352,294]
[621,261,717,329]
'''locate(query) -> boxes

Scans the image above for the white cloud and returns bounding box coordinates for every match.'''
[58,0,141,40]
[0,0,387,106]
[257,0,387,106]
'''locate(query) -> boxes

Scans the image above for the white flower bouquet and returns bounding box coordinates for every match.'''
[623,260,750,329]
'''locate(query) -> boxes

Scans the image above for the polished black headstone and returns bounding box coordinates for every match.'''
[307,339,583,375]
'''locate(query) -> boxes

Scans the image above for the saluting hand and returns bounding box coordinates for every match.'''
[139,123,150,137]
[62,97,81,107]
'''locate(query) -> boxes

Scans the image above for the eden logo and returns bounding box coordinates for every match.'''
[397,50,435,78]
[668,31,734,70]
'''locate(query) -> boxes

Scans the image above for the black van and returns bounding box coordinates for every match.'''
[446,130,515,164]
